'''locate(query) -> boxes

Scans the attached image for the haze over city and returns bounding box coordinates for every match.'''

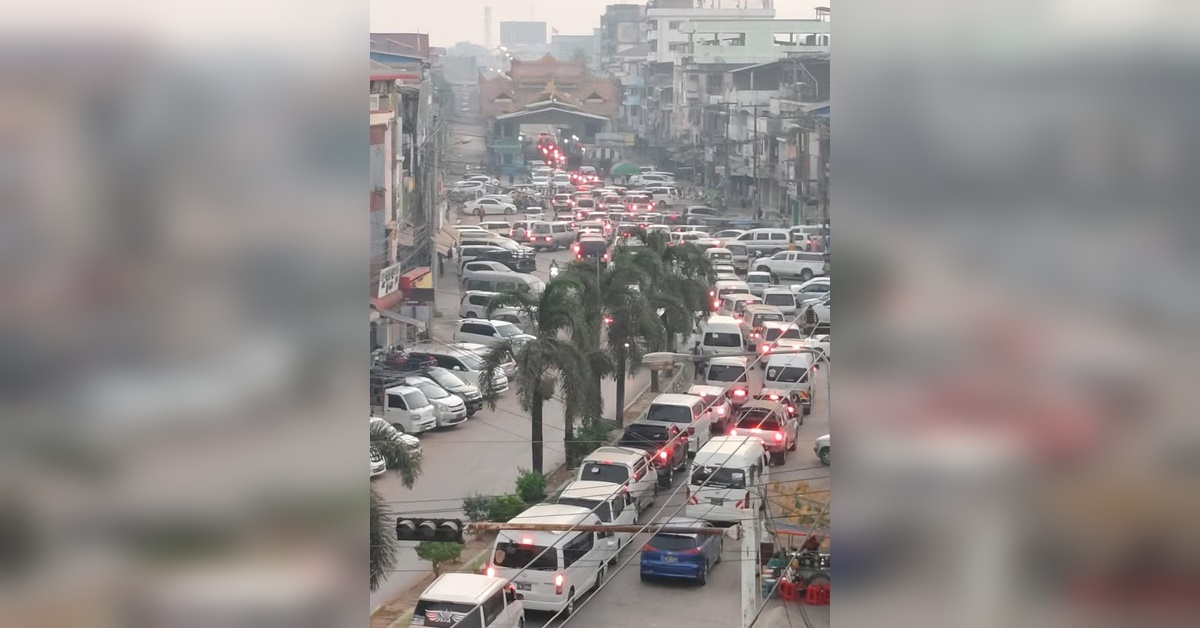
[371,0,824,46]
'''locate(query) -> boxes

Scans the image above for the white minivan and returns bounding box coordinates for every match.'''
[378,385,438,434]
[763,353,815,415]
[555,480,638,553]
[685,436,771,524]
[575,446,658,513]
[410,573,524,628]
[643,393,713,455]
[697,315,746,356]
[487,504,617,616]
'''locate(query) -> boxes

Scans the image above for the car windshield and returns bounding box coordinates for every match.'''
[717,288,748,299]
[646,405,692,423]
[413,381,449,400]
[455,353,484,370]
[764,293,794,307]
[754,313,784,325]
[532,224,552,233]
[582,462,629,484]
[427,368,466,389]
[765,327,801,341]
[707,364,748,382]
[495,322,523,337]
[493,542,557,571]
[691,465,746,489]
[646,534,699,552]
[413,601,478,628]
[557,497,613,522]
[580,241,607,255]
[620,425,670,445]
[704,332,741,347]
[766,366,810,383]
[748,273,771,283]
[403,391,429,408]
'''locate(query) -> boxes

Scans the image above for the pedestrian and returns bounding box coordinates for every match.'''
[691,340,705,381]
[507,173,514,186]
[437,252,445,276]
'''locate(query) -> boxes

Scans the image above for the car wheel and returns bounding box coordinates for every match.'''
[564,589,576,617]
[504,207,515,215]
[658,467,673,488]
[466,311,478,319]
[819,447,830,465]
[803,404,812,416]
[391,423,406,434]
[697,562,708,585]
[787,437,797,451]
[800,268,814,281]
[756,265,771,273]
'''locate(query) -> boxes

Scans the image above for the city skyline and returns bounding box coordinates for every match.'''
[371,0,823,49]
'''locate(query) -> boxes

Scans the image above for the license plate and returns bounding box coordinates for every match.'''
[662,555,677,563]
[710,498,724,506]
[515,582,531,591]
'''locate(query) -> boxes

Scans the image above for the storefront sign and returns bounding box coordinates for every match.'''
[378,263,401,299]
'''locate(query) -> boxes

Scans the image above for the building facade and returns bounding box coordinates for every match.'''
[550,35,596,65]
[500,21,547,47]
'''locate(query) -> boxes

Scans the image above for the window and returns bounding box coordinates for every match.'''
[493,542,557,571]
[387,393,406,410]
[766,366,811,384]
[559,497,612,522]
[691,465,746,488]
[504,587,517,605]
[413,601,481,628]
[646,534,698,552]
[755,233,771,241]
[706,364,748,382]
[582,462,629,484]
[704,332,742,348]
[494,322,523,337]
[481,591,505,625]
[463,323,495,336]
[562,533,595,567]
[772,252,788,260]
[403,391,428,409]
[668,20,682,29]
[770,233,788,241]
[646,404,693,424]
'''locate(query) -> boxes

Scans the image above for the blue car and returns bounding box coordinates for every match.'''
[639,517,724,585]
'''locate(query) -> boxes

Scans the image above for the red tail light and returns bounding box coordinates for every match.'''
[554,573,564,595]
[729,428,738,436]
[733,389,747,397]
[642,544,654,552]
[544,236,552,242]
[717,406,726,416]
[774,432,784,442]
[787,405,795,413]
[768,394,780,400]
[658,449,669,461]
[683,548,702,555]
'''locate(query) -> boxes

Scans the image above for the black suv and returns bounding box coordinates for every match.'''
[618,422,689,487]
[468,248,536,273]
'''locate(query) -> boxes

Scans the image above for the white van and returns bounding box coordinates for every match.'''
[733,228,792,255]
[725,242,750,272]
[376,385,438,434]
[685,436,771,524]
[410,573,523,628]
[487,504,616,616]
[763,353,815,415]
[698,316,745,356]
[406,344,510,395]
[705,247,734,267]
[555,480,638,552]
[463,271,545,295]
[643,393,713,455]
[575,446,658,513]
[703,356,751,406]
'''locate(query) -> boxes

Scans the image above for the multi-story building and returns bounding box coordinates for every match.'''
[551,35,596,65]
[500,21,548,48]
[596,4,649,131]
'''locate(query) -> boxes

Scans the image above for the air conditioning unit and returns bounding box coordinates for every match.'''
[370,94,381,110]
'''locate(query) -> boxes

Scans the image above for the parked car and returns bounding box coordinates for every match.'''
[639,517,724,585]
[464,197,518,216]
[405,344,510,395]
[375,385,438,434]
[370,417,421,477]
[452,318,535,348]
[422,367,484,416]
[398,375,469,428]
[459,260,516,286]
[617,422,689,488]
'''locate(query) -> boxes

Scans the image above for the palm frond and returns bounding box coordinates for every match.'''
[369,487,398,591]
[478,339,518,410]
[370,420,422,488]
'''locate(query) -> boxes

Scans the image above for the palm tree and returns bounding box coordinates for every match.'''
[564,256,666,425]
[477,277,597,472]
[370,419,423,592]
[623,230,714,352]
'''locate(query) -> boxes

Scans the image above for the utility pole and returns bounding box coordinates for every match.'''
[741,505,759,628]
[751,71,758,219]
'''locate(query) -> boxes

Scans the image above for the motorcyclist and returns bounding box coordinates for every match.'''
[548,260,560,278]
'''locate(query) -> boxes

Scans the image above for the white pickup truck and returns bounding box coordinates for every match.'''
[752,250,829,281]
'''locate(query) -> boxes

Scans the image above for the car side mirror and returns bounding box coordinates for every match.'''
[453,366,463,371]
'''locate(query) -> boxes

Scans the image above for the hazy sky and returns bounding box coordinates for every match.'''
[371,0,824,49]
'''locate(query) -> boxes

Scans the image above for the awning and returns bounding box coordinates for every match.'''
[436,227,459,255]
[378,309,426,332]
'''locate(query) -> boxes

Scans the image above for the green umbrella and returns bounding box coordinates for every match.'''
[610,162,641,177]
